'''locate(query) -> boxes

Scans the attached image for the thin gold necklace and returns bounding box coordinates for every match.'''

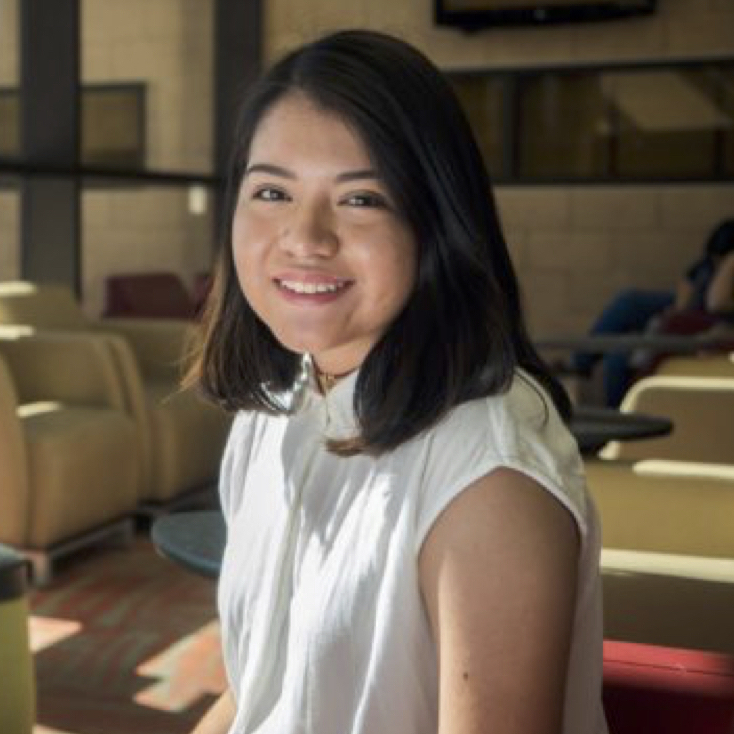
[314,365,355,394]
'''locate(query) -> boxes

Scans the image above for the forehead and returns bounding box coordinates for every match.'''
[249,93,372,166]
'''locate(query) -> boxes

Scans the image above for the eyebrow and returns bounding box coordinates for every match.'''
[244,163,379,183]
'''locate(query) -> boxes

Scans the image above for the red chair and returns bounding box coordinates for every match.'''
[603,640,734,734]
[104,272,196,320]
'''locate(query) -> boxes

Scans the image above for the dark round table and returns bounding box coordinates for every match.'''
[536,332,730,355]
[570,405,673,454]
[151,510,225,579]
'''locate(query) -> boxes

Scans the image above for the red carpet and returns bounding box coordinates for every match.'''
[29,535,226,734]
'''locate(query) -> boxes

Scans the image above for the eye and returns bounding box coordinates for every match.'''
[252,186,290,202]
[342,192,388,209]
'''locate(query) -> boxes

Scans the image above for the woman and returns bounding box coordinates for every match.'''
[190,30,607,734]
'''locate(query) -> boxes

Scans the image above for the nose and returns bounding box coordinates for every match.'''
[280,199,338,259]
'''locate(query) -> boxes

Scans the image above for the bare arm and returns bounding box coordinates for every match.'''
[190,689,236,734]
[419,467,579,734]
[706,252,734,314]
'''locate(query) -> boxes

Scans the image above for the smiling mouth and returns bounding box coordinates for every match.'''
[276,279,351,295]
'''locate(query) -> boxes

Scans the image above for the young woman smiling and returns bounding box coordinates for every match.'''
[188,30,608,734]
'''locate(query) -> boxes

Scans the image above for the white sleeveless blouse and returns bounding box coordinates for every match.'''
[217,367,608,733]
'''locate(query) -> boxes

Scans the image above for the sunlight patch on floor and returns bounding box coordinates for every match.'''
[29,616,83,653]
[134,619,225,712]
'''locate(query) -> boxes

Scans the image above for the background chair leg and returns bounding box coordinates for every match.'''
[24,551,52,587]
[22,517,136,587]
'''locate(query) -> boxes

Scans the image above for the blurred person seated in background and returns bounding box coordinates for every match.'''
[574,218,734,406]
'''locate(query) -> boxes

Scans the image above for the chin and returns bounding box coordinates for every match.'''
[271,330,333,358]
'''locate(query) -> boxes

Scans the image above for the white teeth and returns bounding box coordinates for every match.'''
[279,279,346,294]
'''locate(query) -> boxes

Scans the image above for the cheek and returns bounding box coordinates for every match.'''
[360,245,416,323]
[232,208,265,268]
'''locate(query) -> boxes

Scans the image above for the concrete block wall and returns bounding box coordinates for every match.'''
[81,0,213,173]
[0,0,18,82]
[0,0,216,313]
[80,0,215,315]
[498,184,734,335]
[82,188,214,316]
[265,0,734,67]
[0,193,19,282]
[0,0,19,282]
[0,184,215,313]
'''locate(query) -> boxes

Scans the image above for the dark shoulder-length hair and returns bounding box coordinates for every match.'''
[189,28,570,455]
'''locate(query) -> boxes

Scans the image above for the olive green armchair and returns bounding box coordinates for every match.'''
[0,281,231,508]
[0,334,140,582]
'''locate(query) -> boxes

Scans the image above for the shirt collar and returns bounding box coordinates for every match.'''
[301,355,360,439]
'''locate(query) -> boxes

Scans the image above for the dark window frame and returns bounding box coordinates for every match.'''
[0,82,218,191]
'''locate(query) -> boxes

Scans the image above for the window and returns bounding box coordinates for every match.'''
[449,59,734,182]
[82,85,146,168]
[0,85,145,168]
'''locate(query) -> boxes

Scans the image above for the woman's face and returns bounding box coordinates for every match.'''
[232,93,417,375]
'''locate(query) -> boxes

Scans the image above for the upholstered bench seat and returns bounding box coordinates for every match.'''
[601,551,734,731]
[603,640,734,734]
[602,549,734,654]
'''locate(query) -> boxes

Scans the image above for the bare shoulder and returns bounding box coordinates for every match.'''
[421,467,579,557]
[419,469,579,618]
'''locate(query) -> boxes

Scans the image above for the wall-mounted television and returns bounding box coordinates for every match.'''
[435,0,657,30]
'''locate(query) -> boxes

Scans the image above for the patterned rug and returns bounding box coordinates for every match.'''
[28,535,226,734]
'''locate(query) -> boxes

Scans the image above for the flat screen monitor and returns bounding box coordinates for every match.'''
[435,0,657,30]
